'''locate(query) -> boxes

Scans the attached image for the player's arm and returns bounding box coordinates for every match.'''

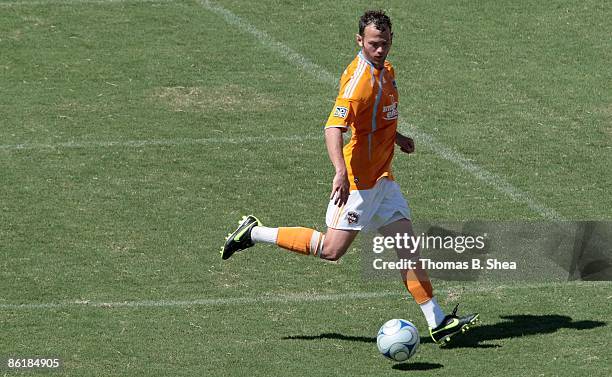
[325,65,356,207]
[325,127,349,206]
[395,131,415,154]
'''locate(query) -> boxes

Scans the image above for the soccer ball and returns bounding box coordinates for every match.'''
[376,319,420,362]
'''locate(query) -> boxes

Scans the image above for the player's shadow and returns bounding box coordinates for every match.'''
[281,334,444,370]
[283,333,375,343]
[443,314,606,348]
[282,314,606,349]
[392,362,443,371]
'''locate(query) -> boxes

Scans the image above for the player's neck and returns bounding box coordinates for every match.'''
[358,50,384,70]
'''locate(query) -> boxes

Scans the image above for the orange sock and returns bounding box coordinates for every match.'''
[276,227,324,256]
[404,266,434,305]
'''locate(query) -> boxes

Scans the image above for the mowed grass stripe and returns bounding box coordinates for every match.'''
[198,0,562,220]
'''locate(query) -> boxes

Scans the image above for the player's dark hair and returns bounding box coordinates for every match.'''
[359,10,392,36]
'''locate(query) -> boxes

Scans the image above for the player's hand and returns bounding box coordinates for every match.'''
[396,134,415,154]
[330,170,350,207]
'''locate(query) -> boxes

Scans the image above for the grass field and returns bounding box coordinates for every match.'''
[1,0,611,376]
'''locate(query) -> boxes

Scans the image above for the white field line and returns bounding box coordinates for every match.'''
[0,135,321,150]
[198,0,563,221]
[0,282,605,310]
[0,291,398,310]
[0,0,170,6]
[403,127,562,221]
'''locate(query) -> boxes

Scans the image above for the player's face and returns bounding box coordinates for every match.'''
[357,24,393,69]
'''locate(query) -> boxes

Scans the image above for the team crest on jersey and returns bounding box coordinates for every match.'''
[383,102,398,120]
[347,211,360,224]
[383,95,399,120]
[333,106,348,119]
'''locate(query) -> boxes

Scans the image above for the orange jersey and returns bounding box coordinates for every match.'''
[325,52,399,191]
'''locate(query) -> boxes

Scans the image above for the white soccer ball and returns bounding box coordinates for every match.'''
[376,319,420,362]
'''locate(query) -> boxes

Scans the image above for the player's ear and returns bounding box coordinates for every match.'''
[356,33,363,48]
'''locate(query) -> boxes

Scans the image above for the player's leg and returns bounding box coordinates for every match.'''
[378,218,444,326]
[379,218,479,345]
[221,216,358,261]
[220,215,324,259]
[375,179,479,345]
[319,227,359,261]
[251,224,358,261]
[223,182,371,260]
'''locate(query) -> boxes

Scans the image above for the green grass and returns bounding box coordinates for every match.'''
[0,0,611,376]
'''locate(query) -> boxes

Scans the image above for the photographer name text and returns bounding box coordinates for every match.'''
[372,258,517,270]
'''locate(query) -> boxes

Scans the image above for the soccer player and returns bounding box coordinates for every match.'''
[221,10,478,345]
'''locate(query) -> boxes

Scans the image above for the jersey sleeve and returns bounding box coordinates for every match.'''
[324,67,362,131]
[324,97,355,131]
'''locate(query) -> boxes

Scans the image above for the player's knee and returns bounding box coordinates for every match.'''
[321,245,347,261]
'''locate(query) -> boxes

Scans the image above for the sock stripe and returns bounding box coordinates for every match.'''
[309,231,324,256]
[314,233,323,256]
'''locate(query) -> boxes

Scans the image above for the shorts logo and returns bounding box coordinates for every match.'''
[333,106,348,119]
[347,211,360,224]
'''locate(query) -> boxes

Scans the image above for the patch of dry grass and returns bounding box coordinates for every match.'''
[152,84,278,113]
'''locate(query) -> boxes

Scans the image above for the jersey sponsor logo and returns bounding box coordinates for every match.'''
[347,211,360,224]
[383,101,399,120]
[333,106,349,119]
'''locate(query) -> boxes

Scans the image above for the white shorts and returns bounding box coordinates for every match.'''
[326,178,412,232]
